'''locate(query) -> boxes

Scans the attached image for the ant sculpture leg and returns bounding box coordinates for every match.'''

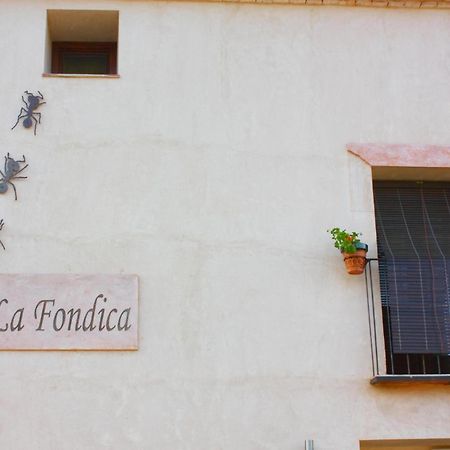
[33,112,42,124]
[11,165,28,177]
[11,108,28,130]
[11,164,29,184]
[4,154,28,175]
[24,91,45,102]
[0,169,5,194]
[0,220,4,250]
[31,115,39,135]
[7,181,18,201]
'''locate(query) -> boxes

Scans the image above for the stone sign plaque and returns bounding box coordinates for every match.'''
[0,274,138,350]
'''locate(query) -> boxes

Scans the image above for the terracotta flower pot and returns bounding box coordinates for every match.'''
[342,243,368,275]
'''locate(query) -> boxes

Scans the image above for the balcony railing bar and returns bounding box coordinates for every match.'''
[365,258,379,376]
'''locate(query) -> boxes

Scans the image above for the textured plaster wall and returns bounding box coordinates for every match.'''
[0,1,449,449]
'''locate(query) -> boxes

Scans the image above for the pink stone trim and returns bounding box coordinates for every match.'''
[347,143,450,168]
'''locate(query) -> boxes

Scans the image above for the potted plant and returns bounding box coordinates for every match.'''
[327,227,368,275]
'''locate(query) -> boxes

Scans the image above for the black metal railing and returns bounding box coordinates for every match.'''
[364,258,380,377]
[364,258,450,376]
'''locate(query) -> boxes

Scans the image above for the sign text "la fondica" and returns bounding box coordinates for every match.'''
[0,294,132,332]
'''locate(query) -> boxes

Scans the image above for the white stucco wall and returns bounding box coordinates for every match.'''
[0,1,449,449]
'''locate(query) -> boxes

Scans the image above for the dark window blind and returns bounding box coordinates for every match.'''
[374,181,450,355]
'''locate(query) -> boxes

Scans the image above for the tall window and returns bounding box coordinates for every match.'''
[373,181,450,375]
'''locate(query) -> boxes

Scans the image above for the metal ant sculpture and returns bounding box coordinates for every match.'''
[0,153,28,201]
[11,91,46,135]
[0,220,4,250]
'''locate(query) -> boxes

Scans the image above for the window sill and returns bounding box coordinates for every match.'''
[370,374,450,385]
[42,73,120,79]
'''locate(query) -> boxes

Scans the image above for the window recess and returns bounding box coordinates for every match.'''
[368,181,450,382]
[45,10,118,76]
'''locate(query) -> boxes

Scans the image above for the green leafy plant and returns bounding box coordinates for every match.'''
[327,227,362,254]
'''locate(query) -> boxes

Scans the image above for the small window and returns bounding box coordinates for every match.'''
[52,42,117,75]
[46,10,118,75]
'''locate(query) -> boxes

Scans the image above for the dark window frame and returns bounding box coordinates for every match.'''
[51,42,117,75]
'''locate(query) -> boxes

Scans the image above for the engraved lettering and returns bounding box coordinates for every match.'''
[66,308,82,331]
[106,308,117,331]
[10,308,24,331]
[0,299,9,331]
[35,300,55,331]
[117,308,131,331]
[53,308,66,331]
[82,294,102,331]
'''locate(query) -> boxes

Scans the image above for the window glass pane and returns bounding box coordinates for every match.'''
[61,53,109,74]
